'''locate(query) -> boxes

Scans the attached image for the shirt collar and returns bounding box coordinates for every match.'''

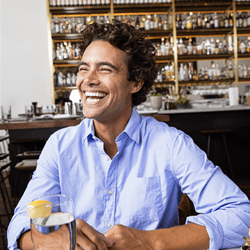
[83,107,141,144]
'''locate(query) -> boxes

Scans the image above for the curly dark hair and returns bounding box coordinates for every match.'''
[79,19,158,106]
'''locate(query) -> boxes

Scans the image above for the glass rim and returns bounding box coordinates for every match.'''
[32,194,73,206]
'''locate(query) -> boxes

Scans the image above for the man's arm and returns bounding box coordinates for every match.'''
[105,223,209,250]
[18,219,114,250]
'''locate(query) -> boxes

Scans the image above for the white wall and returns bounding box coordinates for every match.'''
[0,0,52,118]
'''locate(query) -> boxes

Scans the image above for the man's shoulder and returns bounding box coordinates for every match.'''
[140,115,182,141]
[50,119,89,140]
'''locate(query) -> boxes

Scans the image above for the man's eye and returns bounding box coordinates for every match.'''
[101,68,112,72]
[79,67,87,71]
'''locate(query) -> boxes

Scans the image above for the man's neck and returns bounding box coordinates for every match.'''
[93,108,133,159]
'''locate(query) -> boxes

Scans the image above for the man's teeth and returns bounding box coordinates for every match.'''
[87,98,101,103]
[85,92,106,98]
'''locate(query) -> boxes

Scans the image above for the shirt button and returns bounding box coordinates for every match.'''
[107,223,111,228]
[106,157,109,161]
[108,190,112,195]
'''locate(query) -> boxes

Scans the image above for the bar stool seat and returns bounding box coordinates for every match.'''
[199,129,235,180]
[15,159,37,173]
[16,151,41,160]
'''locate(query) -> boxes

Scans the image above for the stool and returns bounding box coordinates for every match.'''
[199,129,235,181]
[15,159,37,197]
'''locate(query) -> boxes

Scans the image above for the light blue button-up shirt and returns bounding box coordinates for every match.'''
[7,108,250,250]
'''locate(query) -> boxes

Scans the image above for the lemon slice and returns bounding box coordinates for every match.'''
[27,200,53,219]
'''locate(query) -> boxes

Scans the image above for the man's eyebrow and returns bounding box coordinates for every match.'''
[97,62,118,71]
[78,61,119,71]
[78,62,88,70]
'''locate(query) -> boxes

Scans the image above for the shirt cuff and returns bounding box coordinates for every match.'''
[186,214,224,250]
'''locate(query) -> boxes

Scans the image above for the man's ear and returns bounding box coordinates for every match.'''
[131,81,144,94]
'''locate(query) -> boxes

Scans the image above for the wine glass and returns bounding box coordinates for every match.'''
[29,194,76,250]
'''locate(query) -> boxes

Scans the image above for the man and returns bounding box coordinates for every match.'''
[8,20,250,250]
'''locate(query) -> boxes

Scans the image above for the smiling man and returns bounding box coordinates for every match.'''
[8,20,250,250]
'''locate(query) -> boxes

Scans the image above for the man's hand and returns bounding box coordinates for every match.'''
[104,223,210,250]
[104,224,153,250]
[76,219,114,250]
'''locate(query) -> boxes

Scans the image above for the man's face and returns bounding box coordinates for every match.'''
[76,40,141,123]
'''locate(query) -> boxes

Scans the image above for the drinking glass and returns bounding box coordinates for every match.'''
[30,194,76,250]
[25,105,34,121]
[1,105,11,122]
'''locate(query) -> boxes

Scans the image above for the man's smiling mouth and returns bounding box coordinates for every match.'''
[85,91,107,103]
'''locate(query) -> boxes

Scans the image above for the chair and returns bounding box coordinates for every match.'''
[0,219,7,250]
[15,159,37,197]
[0,135,13,222]
[199,129,235,181]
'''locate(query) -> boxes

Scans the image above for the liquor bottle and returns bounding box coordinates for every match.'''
[67,42,73,59]
[210,13,214,28]
[215,39,220,54]
[210,38,215,54]
[176,15,180,30]
[73,0,78,4]
[158,16,163,30]
[72,17,76,33]
[203,66,209,80]
[135,16,140,30]
[206,15,210,29]
[165,38,170,56]
[154,14,158,30]
[214,12,219,28]
[140,16,145,30]
[243,13,248,27]
[182,14,186,30]
[220,15,225,28]
[223,38,228,53]
[76,18,82,33]
[178,14,182,29]
[193,70,199,80]
[186,13,192,29]
[168,13,173,29]
[57,0,61,5]
[229,13,233,28]
[206,39,211,55]
[187,38,193,55]
[69,0,74,5]
[247,37,250,53]
[150,15,154,30]
[56,43,62,60]
[145,15,150,30]
[228,36,233,54]
[54,17,59,34]
[247,12,250,27]
[192,14,197,29]
[163,16,168,30]
[197,13,202,29]
[238,12,243,27]
[224,13,229,28]
[160,38,165,56]
[202,14,206,29]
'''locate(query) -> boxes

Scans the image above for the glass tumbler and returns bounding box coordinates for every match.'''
[29,194,76,250]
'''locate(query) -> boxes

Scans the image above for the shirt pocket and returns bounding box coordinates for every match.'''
[117,176,163,228]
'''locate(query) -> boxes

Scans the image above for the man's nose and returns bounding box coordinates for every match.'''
[83,70,100,86]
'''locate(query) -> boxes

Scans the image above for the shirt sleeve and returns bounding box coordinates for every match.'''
[171,132,250,250]
[7,134,61,250]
